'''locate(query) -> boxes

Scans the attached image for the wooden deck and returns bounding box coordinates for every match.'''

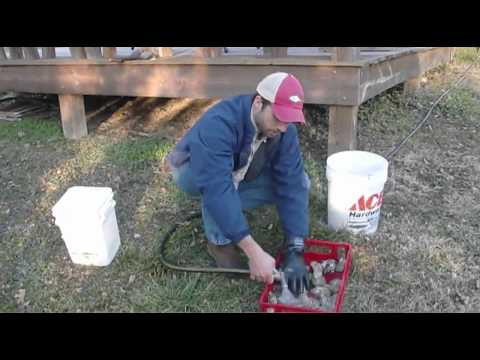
[0,47,454,155]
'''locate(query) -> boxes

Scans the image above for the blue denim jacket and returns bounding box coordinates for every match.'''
[167,94,309,243]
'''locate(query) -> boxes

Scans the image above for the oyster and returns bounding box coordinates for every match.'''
[310,286,332,299]
[335,257,345,272]
[311,272,327,287]
[327,278,341,294]
[322,259,337,274]
[268,292,278,305]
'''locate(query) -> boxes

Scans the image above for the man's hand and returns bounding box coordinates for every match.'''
[282,250,310,297]
[248,249,276,284]
[238,235,276,284]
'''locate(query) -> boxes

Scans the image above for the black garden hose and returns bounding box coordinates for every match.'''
[156,211,250,275]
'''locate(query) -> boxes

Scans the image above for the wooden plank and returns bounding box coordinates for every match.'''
[102,47,117,58]
[6,47,23,59]
[58,94,87,139]
[0,63,361,105]
[360,47,433,66]
[263,47,288,57]
[195,47,222,57]
[359,47,405,51]
[22,47,40,60]
[0,47,6,60]
[332,47,359,62]
[42,47,56,59]
[359,47,452,103]
[85,47,103,58]
[360,51,404,60]
[318,47,335,53]
[328,105,358,155]
[69,47,87,58]
[0,55,366,67]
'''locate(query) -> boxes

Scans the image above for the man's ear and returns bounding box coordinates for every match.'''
[253,95,263,111]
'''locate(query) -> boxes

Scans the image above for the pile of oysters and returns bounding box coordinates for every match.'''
[267,256,345,311]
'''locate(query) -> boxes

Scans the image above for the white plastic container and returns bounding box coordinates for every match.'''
[326,151,389,234]
[52,186,121,266]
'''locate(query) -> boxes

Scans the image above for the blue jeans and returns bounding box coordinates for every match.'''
[171,161,310,246]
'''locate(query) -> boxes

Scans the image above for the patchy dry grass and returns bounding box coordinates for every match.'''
[1,48,480,312]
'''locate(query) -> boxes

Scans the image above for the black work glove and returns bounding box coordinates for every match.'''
[281,249,310,298]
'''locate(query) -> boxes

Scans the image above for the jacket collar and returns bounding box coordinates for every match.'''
[242,94,257,144]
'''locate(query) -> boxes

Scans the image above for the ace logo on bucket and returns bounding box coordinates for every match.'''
[347,192,384,230]
[326,150,389,234]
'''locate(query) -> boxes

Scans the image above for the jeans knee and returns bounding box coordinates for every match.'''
[171,163,200,197]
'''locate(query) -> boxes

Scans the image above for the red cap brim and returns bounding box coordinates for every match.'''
[272,103,305,124]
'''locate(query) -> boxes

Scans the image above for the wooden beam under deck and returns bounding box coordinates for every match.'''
[0,59,362,106]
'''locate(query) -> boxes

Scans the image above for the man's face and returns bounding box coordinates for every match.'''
[253,96,289,138]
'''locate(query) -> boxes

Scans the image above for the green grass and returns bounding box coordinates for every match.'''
[0,117,62,143]
[129,272,262,312]
[436,87,480,120]
[0,301,17,312]
[455,47,480,64]
[304,157,325,189]
[104,137,174,169]
[358,86,413,136]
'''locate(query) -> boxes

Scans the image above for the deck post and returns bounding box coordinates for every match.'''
[58,94,88,139]
[327,47,360,156]
[58,47,88,139]
[403,76,421,95]
[328,105,358,156]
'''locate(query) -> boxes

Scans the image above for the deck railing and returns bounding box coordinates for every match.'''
[0,47,414,62]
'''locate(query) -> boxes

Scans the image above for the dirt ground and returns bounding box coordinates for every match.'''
[1,50,479,312]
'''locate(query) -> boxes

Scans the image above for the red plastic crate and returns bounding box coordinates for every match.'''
[259,239,352,313]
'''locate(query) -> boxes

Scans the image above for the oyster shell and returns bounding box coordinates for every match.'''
[327,278,341,294]
[335,257,345,272]
[322,259,337,274]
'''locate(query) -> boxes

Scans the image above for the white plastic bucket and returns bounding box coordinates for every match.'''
[326,151,389,234]
[52,186,121,266]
